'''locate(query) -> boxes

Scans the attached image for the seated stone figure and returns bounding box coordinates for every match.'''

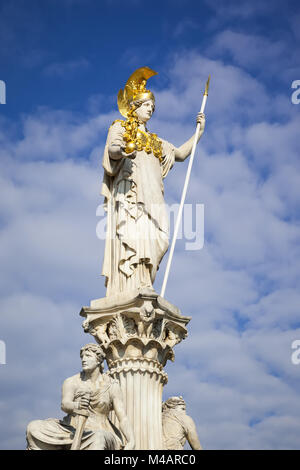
[26,343,135,450]
[162,396,202,450]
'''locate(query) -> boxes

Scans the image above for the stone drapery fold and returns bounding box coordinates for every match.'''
[101,121,175,296]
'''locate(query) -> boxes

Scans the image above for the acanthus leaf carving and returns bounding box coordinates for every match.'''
[108,316,121,341]
[152,318,163,340]
[122,314,137,336]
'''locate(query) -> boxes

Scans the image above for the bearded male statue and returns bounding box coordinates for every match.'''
[162,396,202,450]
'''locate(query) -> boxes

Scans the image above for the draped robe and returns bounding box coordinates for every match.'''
[101,121,175,297]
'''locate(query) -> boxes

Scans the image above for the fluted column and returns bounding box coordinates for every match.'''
[109,358,167,449]
[80,288,190,450]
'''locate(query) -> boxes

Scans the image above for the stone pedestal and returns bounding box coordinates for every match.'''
[80,288,190,450]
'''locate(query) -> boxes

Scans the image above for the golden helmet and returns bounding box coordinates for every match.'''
[117,66,157,118]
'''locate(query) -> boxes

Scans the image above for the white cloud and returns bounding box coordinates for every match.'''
[209,30,286,69]
[1,43,300,449]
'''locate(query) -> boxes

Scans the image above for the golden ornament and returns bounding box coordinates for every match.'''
[125,141,137,154]
[112,67,163,161]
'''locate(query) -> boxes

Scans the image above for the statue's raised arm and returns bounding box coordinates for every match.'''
[174,112,205,162]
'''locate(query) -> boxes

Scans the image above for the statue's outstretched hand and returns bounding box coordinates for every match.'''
[196,112,205,133]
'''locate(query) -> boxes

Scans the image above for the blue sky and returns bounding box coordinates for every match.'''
[0,0,300,450]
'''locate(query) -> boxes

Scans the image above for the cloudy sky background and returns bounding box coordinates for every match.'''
[0,0,300,449]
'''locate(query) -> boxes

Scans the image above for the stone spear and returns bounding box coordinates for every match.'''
[160,76,210,298]
[70,392,91,450]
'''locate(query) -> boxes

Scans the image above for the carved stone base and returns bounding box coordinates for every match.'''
[80,288,190,450]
